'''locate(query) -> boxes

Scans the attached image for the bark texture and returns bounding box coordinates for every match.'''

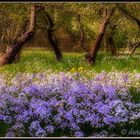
[85,8,115,64]
[0,4,36,66]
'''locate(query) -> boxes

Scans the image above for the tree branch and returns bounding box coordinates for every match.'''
[117,4,140,30]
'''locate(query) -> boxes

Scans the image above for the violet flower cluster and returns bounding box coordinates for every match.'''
[0,71,140,137]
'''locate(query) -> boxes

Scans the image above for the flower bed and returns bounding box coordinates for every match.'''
[0,71,140,137]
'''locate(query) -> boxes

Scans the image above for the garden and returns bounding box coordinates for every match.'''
[0,2,140,138]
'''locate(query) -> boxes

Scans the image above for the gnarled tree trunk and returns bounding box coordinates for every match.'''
[44,13,62,61]
[47,30,62,61]
[0,4,36,66]
[85,8,115,64]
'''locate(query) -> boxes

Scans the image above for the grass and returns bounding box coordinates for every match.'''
[0,47,139,76]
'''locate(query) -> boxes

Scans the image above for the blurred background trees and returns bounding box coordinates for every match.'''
[0,3,139,64]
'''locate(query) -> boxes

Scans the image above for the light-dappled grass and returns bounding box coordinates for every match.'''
[0,47,139,77]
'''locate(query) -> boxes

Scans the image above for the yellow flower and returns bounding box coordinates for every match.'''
[70,67,75,72]
[78,67,83,72]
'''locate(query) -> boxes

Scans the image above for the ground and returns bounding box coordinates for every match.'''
[0,47,140,137]
[0,47,140,75]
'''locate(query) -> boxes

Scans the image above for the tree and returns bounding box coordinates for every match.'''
[77,14,89,52]
[0,4,29,62]
[104,23,117,55]
[0,3,43,65]
[117,4,140,31]
[117,3,140,54]
[85,7,116,64]
[0,3,44,66]
[127,38,140,54]
[38,9,63,61]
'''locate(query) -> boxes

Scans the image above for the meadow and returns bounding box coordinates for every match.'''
[0,2,140,138]
[0,47,140,76]
[0,47,140,137]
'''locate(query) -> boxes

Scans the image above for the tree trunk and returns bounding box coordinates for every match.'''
[46,13,62,61]
[103,37,109,54]
[85,8,115,64]
[109,37,117,55]
[77,15,89,52]
[108,24,117,55]
[131,41,140,54]
[47,29,62,61]
[104,35,117,55]
[127,39,133,51]
[0,3,36,66]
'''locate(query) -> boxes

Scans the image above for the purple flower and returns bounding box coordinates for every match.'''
[5,131,15,137]
[45,125,54,134]
[35,128,46,137]
[74,131,84,137]
[0,71,139,137]
[29,121,41,131]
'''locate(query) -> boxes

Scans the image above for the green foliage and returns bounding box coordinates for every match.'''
[113,30,128,48]
[0,3,29,52]
[129,87,140,103]
[0,3,139,52]
[0,121,11,137]
[80,122,93,136]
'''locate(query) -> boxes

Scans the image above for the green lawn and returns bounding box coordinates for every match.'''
[0,47,139,76]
